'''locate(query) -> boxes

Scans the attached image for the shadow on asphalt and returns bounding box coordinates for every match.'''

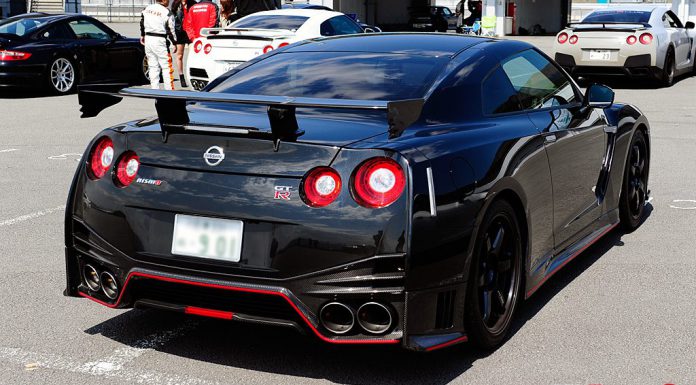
[579,73,694,90]
[83,205,654,384]
[0,88,57,99]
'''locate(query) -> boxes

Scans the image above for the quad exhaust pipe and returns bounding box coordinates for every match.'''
[81,264,119,300]
[319,301,394,335]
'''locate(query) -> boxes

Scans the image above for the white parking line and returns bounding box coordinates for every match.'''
[0,206,66,227]
[81,322,197,375]
[0,149,18,153]
[0,346,222,385]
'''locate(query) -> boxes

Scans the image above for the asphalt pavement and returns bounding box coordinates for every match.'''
[0,26,695,385]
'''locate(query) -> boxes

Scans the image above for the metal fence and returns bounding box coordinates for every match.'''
[82,0,153,22]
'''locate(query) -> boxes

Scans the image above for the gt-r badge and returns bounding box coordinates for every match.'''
[136,178,163,186]
[274,186,292,200]
[203,146,225,166]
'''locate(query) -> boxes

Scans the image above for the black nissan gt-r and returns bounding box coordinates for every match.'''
[66,33,651,351]
[0,13,146,94]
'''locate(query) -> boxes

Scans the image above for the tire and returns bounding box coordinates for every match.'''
[619,130,649,232]
[141,55,150,84]
[47,56,77,95]
[660,49,676,87]
[464,199,524,350]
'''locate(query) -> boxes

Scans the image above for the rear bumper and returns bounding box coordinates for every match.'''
[0,64,44,87]
[556,53,660,78]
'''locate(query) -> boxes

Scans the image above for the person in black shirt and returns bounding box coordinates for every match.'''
[234,0,280,19]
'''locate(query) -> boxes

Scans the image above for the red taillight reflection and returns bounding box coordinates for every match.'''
[115,152,140,187]
[194,40,203,53]
[568,35,578,44]
[639,33,653,45]
[351,158,405,209]
[89,137,114,179]
[0,50,32,61]
[203,44,212,54]
[302,167,342,207]
[557,32,568,44]
[278,42,290,48]
[263,45,274,54]
[626,35,637,45]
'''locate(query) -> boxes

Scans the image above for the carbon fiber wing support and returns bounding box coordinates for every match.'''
[77,85,425,142]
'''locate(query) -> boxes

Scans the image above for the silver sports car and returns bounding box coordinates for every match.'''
[553,6,696,86]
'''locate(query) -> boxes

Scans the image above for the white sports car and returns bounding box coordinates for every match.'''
[553,6,696,86]
[185,9,365,90]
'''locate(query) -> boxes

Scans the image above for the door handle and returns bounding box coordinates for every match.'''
[544,134,557,143]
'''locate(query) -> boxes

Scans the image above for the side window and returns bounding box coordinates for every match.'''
[327,16,363,35]
[68,19,111,40]
[40,23,74,40]
[500,49,577,110]
[665,11,683,28]
[442,8,452,16]
[482,67,520,115]
[319,20,334,36]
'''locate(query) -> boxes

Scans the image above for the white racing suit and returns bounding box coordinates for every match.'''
[140,3,176,90]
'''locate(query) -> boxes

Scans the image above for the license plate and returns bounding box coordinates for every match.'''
[171,215,243,262]
[223,61,243,72]
[589,50,612,61]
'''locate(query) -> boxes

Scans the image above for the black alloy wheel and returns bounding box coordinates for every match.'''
[619,130,649,232]
[662,50,676,87]
[465,200,523,350]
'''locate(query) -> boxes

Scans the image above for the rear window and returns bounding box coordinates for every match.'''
[210,52,448,101]
[582,10,652,24]
[0,17,48,37]
[232,15,309,31]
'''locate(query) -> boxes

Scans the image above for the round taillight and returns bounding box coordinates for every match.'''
[278,42,290,48]
[203,44,212,54]
[626,35,637,45]
[263,45,274,54]
[568,35,578,44]
[557,32,568,44]
[115,152,140,187]
[194,40,203,53]
[89,136,114,179]
[302,167,342,207]
[352,158,405,209]
[639,33,653,45]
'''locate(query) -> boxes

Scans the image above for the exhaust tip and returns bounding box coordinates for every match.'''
[83,264,101,292]
[100,271,119,300]
[357,302,393,335]
[319,302,354,335]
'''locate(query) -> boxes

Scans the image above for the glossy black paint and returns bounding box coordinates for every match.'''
[0,13,144,89]
[65,33,650,351]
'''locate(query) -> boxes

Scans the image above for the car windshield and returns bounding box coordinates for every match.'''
[582,10,652,24]
[210,51,448,101]
[232,15,310,31]
[0,17,49,37]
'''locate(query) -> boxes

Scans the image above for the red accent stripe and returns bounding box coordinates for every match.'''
[78,272,400,346]
[185,306,234,320]
[525,223,618,298]
[424,335,468,351]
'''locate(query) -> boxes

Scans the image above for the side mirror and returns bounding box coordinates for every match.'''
[585,83,614,108]
[686,21,695,29]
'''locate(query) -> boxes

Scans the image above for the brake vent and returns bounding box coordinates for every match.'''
[435,290,456,330]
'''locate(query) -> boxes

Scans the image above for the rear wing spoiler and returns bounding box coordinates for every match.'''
[200,27,295,38]
[567,22,651,32]
[77,85,425,144]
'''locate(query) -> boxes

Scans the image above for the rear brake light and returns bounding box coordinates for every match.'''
[278,42,290,48]
[568,35,578,44]
[301,167,342,207]
[0,50,32,61]
[263,45,274,54]
[88,137,114,179]
[351,158,405,209]
[115,152,140,187]
[203,44,212,54]
[639,33,653,45]
[193,40,203,53]
[557,32,568,44]
[626,35,637,45]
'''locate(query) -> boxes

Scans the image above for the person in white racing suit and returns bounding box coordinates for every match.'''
[140,0,177,90]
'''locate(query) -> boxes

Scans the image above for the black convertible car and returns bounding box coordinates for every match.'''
[66,33,650,351]
[0,13,145,94]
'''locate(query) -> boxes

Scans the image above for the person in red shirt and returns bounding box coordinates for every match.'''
[184,0,220,41]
